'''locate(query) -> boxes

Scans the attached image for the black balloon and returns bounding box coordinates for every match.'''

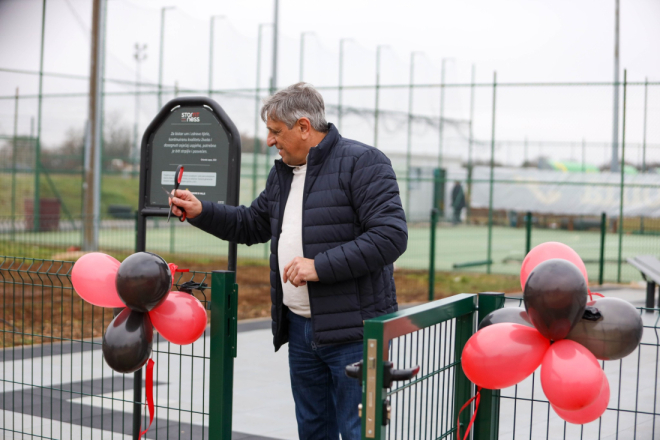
[115,252,171,312]
[523,258,588,341]
[478,307,534,330]
[567,297,643,360]
[102,308,153,374]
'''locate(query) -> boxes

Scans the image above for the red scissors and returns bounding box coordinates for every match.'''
[162,165,185,222]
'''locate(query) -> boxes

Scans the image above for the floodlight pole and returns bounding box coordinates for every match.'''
[437,58,447,170]
[270,0,279,95]
[254,23,271,201]
[299,31,314,82]
[467,64,476,222]
[83,0,105,251]
[158,6,175,109]
[209,15,225,97]
[133,43,147,170]
[34,0,47,232]
[374,45,387,149]
[405,51,423,216]
[11,88,18,239]
[610,0,620,172]
[338,38,352,132]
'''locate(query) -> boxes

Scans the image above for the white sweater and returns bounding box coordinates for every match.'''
[278,163,311,318]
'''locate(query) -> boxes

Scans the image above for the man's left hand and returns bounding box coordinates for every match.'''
[283,257,319,287]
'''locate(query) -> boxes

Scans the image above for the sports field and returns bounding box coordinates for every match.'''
[3,222,654,283]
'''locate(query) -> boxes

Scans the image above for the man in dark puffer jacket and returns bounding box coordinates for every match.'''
[169,82,407,440]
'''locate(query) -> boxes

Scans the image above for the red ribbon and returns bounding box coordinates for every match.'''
[456,386,481,440]
[139,359,155,439]
[168,263,190,287]
[587,289,605,301]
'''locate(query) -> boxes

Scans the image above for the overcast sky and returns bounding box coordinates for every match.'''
[0,0,659,165]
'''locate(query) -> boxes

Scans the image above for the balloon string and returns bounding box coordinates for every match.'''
[139,359,155,440]
[591,292,605,298]
[456,386,481,440]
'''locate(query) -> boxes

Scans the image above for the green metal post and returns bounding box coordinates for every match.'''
[466,64,476,222]
[454,303,476,437]
[642,77,648,173]
[617,70,627,283]
[429,208,439,301]
[34,0,47,232]
[599,212,606,285]
[406,52,422,216]
[361,321,386,439]
[525,211,532,255]
[486,72,497,274]
[473,292,504,440]
[437,59,446,169]
[169,221,175,254]
[209,270,238,440]
[11,88,18,240]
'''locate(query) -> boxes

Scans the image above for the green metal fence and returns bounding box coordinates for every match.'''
[496,295,660,439]
[359,292,499,439]
[361,291,660,439]
[0,256,237,439]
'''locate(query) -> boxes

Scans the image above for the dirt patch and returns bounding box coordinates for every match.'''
[0,255,521,348]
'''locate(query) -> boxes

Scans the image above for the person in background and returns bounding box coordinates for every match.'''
[169,82,408,440]
[451,180,465,225]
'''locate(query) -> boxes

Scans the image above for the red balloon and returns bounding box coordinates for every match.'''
[71,252,125,308]
[149,291,207,345]
[553,375,610,424]
[541,340,604,411]
[462,323,550,390]
[521,242,588,290]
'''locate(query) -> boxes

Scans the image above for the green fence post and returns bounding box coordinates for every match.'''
[429,208,439,301]
[209,270,238,440]
[362,320,386,439]
[525,211,532,256]
[454,297,477,437]
[599,212,607,285]
[473,292,505,440]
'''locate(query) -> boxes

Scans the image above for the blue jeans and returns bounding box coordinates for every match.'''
[287,310,363,440]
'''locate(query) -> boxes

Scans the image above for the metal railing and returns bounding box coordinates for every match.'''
[0,256,237,440]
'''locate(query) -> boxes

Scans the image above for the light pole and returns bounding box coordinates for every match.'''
[374,44,388,149]
[158,6,175,109]
[611,0,620,172]
[133,43,147,170]
[405,51,424,216]
[338,38,352,132]
[270,0,279,95]
[255,23,272,201]
[209,15,225,97]
[438,58,450,169]
[299,31,314,82]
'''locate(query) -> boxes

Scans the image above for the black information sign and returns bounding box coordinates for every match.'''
[138,97,241,216]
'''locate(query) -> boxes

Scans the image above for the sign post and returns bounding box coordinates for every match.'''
[135,97,241,439]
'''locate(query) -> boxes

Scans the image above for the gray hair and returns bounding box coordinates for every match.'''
[261,82,329,132]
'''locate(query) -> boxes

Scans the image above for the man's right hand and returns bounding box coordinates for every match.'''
[170,189,203,220]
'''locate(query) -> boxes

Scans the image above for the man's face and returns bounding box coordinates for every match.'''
[266,118,309,166]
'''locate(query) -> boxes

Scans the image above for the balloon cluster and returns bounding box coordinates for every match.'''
[462,242,643,425]
[72,252,208,374]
